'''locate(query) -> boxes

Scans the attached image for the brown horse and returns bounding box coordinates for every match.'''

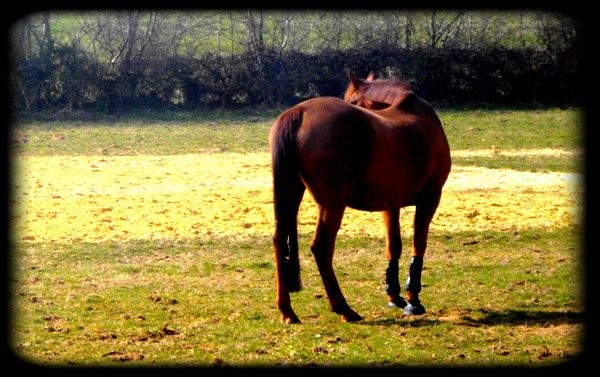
[269,72,451,323]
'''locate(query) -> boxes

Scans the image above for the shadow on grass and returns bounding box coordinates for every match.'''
[362,309,584,328]
[458,309,584,326]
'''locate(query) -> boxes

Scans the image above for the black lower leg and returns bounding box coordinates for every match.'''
[385,259,400,296]
[405,256,423,305]
[385,259,407,307]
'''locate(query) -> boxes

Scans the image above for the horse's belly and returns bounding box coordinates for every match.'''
[347,185,418,211]
[347,201,399,212]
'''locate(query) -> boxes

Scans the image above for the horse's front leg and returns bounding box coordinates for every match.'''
[405,192,442,315]
[311,206,362,322]
[383,209,407,309]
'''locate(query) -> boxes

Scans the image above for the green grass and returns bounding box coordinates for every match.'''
[10,227,583,367]
[441,107,582,151]
[12,107,583,172]
[11,119,274,156]
[451,154,581,173]
[9,106,585,367]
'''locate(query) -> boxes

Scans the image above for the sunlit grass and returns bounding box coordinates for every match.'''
[10,154,581,243]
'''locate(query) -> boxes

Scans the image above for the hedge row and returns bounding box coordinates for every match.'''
[11,44,581,114]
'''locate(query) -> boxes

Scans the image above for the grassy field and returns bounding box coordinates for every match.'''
[9,107,585,367]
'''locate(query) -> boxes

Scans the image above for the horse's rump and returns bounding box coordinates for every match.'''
[283,96,449,211]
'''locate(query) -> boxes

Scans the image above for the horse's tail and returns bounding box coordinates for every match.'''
[270,107,305,293]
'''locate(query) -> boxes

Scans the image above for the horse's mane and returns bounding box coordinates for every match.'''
[360,79,413,107]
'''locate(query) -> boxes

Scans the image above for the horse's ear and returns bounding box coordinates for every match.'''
[349,72,363,90]
[366,71,375,81]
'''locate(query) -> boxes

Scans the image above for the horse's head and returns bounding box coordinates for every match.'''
[343,72,414,110]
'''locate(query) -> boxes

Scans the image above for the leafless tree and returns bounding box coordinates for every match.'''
[313,11,348,50]
[534,12,579,53]
[421,10,467,49]
[10,12,56,109]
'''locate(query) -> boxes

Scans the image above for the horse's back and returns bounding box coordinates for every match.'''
[276,96,450,211]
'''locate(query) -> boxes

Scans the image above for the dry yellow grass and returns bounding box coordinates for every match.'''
[11,150,582,243]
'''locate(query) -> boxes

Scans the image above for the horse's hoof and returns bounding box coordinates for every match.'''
[403,303,426,315]
[282,314,301,324]
[341,310,363,322]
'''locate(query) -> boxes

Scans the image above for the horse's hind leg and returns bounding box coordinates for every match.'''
[273,181,306,324]
[405,190,443,315]
[311,205,362,322]
[383,209,407,309]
